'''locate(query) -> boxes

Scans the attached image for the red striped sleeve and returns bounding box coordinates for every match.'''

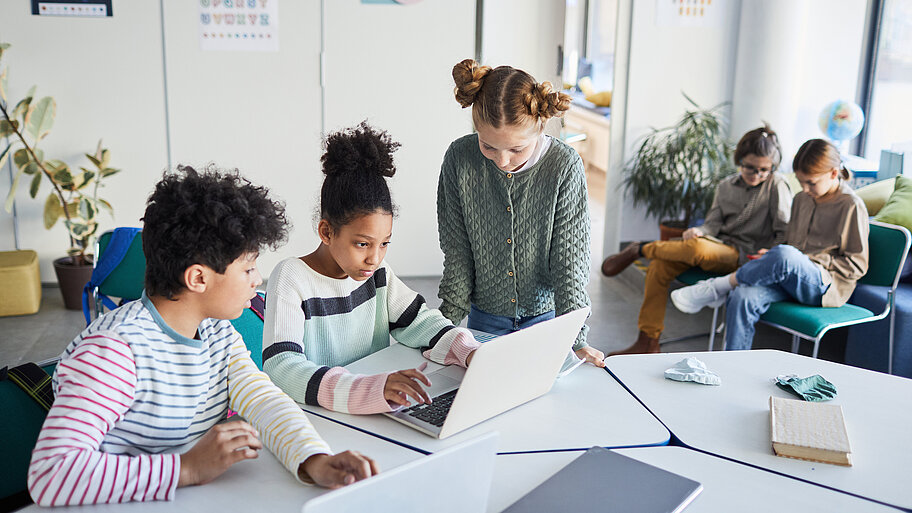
[27,333,178,506]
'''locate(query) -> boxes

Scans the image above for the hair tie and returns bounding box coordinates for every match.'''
[761,132,768,138]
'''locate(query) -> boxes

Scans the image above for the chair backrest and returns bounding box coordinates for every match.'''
[230,291,266,370]
[860,221,912,288]
[96,229,146,300]
[0,361,57,503]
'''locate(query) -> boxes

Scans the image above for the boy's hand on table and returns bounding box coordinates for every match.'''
[301,451,379,489]
[179,420,262,487]
[384,362,432,407]
[575,346,606,368]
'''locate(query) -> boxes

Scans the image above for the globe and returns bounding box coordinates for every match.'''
[818,100,864,144]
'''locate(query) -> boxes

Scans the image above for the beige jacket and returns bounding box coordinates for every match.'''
[786,181,869,307]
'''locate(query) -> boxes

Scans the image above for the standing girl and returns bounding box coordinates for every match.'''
[601,125,792,355]
[437,59,604,366]
[264,122,480,414]
[671,139,869,350]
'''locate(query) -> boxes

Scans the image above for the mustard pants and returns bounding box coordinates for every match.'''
[638,238,739,338]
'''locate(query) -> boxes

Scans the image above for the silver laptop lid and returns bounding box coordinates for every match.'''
[438,307,590,438]
[301,431,499,513]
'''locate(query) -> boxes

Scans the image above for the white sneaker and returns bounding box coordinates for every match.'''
[671,279,727,313]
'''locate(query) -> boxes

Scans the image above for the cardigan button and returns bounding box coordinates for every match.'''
[507,238,512,244]
[510,298,516,303]
[506,206,511,212]
[507,173,513,178]
[508,271,514,276]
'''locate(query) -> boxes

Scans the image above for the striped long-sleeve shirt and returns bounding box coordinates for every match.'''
[263,258,480,414]
[27,293,331,507]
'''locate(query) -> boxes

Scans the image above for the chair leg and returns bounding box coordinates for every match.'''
[812,338,820,359]
[790,335,800,354]
[707,306,719,351]
[888,293,896,375]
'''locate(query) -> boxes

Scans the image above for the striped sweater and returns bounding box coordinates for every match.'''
[28,293,331,507]
[263,258,479,414]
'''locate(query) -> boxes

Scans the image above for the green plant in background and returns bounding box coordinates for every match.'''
[0,42,119,266]
[622,93,736,229]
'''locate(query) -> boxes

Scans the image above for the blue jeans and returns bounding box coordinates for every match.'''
[467,304,555,336]
[724,245,829,351]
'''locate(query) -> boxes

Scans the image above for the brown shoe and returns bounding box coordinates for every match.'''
[608,331,660,356]
[601,242,641,277]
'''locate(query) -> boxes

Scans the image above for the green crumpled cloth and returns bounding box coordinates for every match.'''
[775,374,837,401]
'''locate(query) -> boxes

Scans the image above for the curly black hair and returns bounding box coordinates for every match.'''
[319,121,400,231]
[141,165,288,299]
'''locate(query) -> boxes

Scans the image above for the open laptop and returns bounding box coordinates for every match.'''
[385,307,590,439]
[503,446,703,513]
[301,432,498,513]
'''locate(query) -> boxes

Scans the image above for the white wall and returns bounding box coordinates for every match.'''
[323,0,475,276]
[0,2,169,281]
[480,1,564,87]
[0,0,475,282]
[161,0,325,277]
[731,0,867,172]
[610,0,743,247]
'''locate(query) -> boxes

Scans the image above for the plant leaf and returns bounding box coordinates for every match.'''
[0,119,14,138]
[43,192,63,229]
[85,153,102,168]
[98,198,113,215]
[0,67,7,103]
[4,164,26,213]
[52,166,74,187]
[23,160,38,176]
[13,85,36,121]
[0,143,10,170]
[26,97,55,140]
[29,170,41,198]
[100,167,119,178]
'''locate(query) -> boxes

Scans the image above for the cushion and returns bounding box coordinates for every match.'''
[874,175,912,232]
[855,177,897,215]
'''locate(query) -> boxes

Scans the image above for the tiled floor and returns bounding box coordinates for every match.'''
[2,258,846,370]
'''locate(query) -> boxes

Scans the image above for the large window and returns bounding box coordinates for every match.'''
[860,0,912,160]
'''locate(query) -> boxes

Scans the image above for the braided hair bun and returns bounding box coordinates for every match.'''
[452,59,492,108]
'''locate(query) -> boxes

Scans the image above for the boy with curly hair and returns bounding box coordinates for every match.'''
[28,166,377,507]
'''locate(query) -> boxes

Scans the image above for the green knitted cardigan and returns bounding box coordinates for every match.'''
[436,133,591,349]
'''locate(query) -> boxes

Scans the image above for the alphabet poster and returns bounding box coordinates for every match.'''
[199,0,279,52]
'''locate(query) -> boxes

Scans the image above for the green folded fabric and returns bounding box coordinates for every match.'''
[775,374,837,402]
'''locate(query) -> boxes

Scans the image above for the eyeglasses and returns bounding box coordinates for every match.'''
[740,163,776,176]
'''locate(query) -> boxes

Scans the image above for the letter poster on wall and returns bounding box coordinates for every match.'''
[199,0,279,52]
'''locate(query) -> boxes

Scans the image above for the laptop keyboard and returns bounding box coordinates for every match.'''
[401,389,458,427]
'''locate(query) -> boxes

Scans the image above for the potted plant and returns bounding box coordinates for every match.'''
[622,93,736,240]
[0,42,120,309]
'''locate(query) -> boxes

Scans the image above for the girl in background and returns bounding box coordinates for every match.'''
[671,138,868,350]
[437,59,604,366]
[264,122,480,414]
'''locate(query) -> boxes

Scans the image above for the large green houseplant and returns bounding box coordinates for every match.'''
[622,94,736,239]
[0,42,120,309]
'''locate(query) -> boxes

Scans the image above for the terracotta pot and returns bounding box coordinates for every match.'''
[659,221,687,241]
[53,256,94,310]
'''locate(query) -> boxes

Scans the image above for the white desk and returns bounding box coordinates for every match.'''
[302,343,670,454]
[490,446,898,512]
[605,350,912,510]
[21,416,423,513]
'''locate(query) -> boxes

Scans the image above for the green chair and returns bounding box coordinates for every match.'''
[759,221,911,365]
[230,291,266,370]
[676,267,726,351]
[0,359,58,510]
[89,229,146,322]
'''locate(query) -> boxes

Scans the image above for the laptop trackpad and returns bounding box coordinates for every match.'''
[423,368,462,398]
